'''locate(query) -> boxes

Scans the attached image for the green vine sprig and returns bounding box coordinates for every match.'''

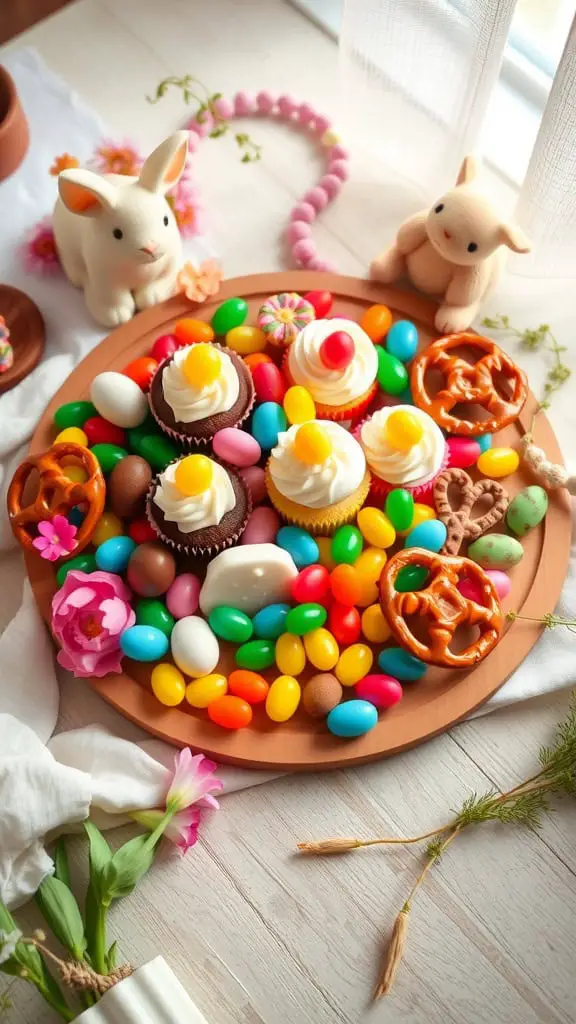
[297,689,576,998]
[147,76,262,162]
[507,610,576,635]
[481,314,571,412]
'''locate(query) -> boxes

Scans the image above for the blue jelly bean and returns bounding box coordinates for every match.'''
[95,535,137,573]
[251,402,287,450]
[404,519,447,553]
[378,647,426,681]
[68,506,85,528]
[475,433,492,453]
[386,320,418,362]
[276,526,319,569]
[120,625,169,662]
[327,700,378,738]
[252,603,291,640]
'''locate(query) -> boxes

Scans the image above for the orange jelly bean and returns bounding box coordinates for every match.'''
[174,318,215,346]
[207,695,252,729]
[360,304,393,343]
[228,670,269,705]
[330,564,362,606]
[244,352,273,371]
[121,356,158,391]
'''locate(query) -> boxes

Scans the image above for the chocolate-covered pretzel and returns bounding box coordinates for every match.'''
[433,467,509,555]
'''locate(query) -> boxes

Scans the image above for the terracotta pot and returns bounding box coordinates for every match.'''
[0,66,29,182]
[74,956,210,1023]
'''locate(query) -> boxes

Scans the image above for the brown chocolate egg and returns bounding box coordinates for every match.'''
[108,455,152,519]
[127,542,176,597]
[302,673,343,719]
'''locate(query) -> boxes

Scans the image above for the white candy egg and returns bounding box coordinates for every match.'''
[90,372,148,428]
[171,616,220,678]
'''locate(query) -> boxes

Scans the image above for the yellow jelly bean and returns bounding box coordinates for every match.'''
[335,644,373,687]
[266,675,301,722]
[151,663,186,706]
[185,673,228,708]
[361,604,391,644]
[92,510,123,546]
[477,447,519,479]
[357,508,396,549]
[398,503,436,536]
[304,628,339,671]
[315,536,336,572]
[384,410,423,451]
[355,546,388,583]
[54,426,88,447]
[174,454,213,496]
[293,422,332,465]
[62,465,88,484]
[183,343,221,387]
[226,325,267,355]
[275,632,306,676]
[355,578,379,608]
[283,386,316,425]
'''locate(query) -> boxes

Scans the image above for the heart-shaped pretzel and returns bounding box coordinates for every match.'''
[433,467,509,555]
[7,442,105,558]
[379,548,503,669]
[411,332,527,435]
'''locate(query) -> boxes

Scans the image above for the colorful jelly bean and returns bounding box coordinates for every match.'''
[211,298,248,335]
[252,362,287,404]
[56,553,96,586]
[95,535,136,573]
[275,632,306,676]
[330,563,362,606]
[398,503,435,536]
[241,506,281,545]
[226,325,267,355]
[151,334,177,362]
[228,669,269,704]
[319,331,354,371]
[447,436,481,469]
[213,427,261,467]
[129,518,158,545]
[477,447,520,478]
[329,603,361,645]
[126,417,157,455]
[54,426,88,447]
[92,511,123,547]
[186,673,228,708]
[84,416,127,448]
[122,356,158,391]
[355,578,379,608]
[151,664,186,706]
[355,674,402,709]
[385,488,414,532]
[354,547,387,584]
[236,639,275,670]
[327,700,378,738]
[91,443,128,474]
[209,606,253,643]
[385,320,418,362]
[283,385,316,425]
[378,647,426,681]
[384,410,423,451]
[360,304,392,343]
[361,604,391,644]
[208,694,252,729]
[304,289,332,318]
[252,603,291,640]
[291,564,331,604]
[136,598,175,637]
[166,573,201,619]
[285,603,327,636]
[54,401,96,430]
[68,504,86,525]
[139,435,179,471]
[120,625,169,661]
[356,508,396,549]
[251,401,287,450]
[395,565,430,592]
[376,347,408,395]
[265,675,301,722]
[63,467,88,485]
[244,352,273,372]
[304,627,339,670]
[276,526,319,569]
[239,465,267,506]
[331,525,363,565]
[404,519,447,552]
[335,643,373,687]
[475,434,492,453]
[315,536,336,571]
[174,318,215,346]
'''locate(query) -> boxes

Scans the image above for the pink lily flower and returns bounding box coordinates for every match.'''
[32,515,77,561]
[131,806,203,853]
[166,749,223,813]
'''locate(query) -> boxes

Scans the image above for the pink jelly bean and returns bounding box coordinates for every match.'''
[355,674,403,709]
[292,238,316,262]
[212,96,234,120]
[256,90,275,114]
[459,571,510,604]
[486,570,511,600]
[286,221,311,244]
[239,466,267,506]
[234,91,254,116]
[304,186,329,211]
[241,506,281,545]
[319,174,342,199]
[213,427,261,468]
[457,577,483,603]
[166,573,200,619]
[328,160,349,181]
[291,202,316,224]
[151,334,178,362]
[447,436,481,469]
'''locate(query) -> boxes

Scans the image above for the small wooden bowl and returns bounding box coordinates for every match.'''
[0,285,45,394]
[0,66,29,182]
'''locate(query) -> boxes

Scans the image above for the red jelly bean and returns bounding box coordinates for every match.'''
[252,361,287,404]
[228,670,269,705]
[319,331,355,370]
[330,564,362,606]
[447,436,481,469]
[84,417,127,448]
[291,564,330,604]
[208,695,253,729]
[355,674,403,709]
[304,290,333,318]
[122,356,159,391]
[129,518,157,544]
[329,602,361,645]
[151,334,178,363]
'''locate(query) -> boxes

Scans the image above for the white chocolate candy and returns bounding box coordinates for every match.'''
[90,371,148,429]
[171,616,219,678]
[199,543,298,615]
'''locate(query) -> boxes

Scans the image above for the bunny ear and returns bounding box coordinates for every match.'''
[500,222,531,254]
[456,156,477,186]
[138,132,189,195]
[58,169,117,217]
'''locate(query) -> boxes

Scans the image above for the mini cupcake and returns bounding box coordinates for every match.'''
[265,420,371,535]
[149,342,254,446]
[358,405,448,504]
[147,453,251,556]
[283,318,378,421]
[257,292,315,348]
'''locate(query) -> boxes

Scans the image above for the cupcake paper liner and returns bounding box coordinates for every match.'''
[367,442,450,507]
[282,352,379,423]
[265,466,372,536]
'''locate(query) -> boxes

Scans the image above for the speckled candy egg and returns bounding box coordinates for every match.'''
[468,534,524,569]
[302,673,343,719]
[90,372,148,428]
[108,455,153,519]
[171,616,220,678]
[506,486,548,537]
[127,542,176,597]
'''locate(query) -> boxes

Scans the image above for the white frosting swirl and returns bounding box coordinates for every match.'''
[269,421,366,509]
[162,345,239,424]
[287,318,377,407]
[153,459,236,533]
[360,405,446,485]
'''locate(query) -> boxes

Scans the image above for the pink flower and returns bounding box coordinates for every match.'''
[92,139,143,176]
[32,515,77,561]
[21,218,61,276]
[166,749,223,813]
[51,570,135,678]
[131,806,203,853]
[176,258,223,302]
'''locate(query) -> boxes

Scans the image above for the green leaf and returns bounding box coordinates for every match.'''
[53,839,72,890]
[36,876,87,960]
[106,940,118,971]
[0,904,17,935]
[84,881,101,965]
[102,834,159,903]
[84,821,112,902]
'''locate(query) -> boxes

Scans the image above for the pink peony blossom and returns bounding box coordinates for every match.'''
[166,749,223,813]
[32,515,77,561]
[51,570,135,678]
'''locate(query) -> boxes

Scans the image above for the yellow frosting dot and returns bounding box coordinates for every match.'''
[183,343,221,388]
[384,410,423,451]
[174,454,214,496]
[293,423,333,465]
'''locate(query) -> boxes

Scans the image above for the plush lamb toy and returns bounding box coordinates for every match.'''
[53,132,189,328]
[370,156,531,334]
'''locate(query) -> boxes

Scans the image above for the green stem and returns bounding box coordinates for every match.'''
[35,983,75,1022]
[92,903,109,977]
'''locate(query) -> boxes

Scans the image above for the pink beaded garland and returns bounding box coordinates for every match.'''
[313,115,331,135]
[212,96,234,120]
[256,90,275,114]
[234,91,254,116]
[292,238,316,263]
[304,186,329,211]
[286,222,311,244]
[298,102,315,124]
[328,160,349,181]
[277,95,296,118]
[291,202,316,224]
[330,144,349,160]
[319,174,342,199]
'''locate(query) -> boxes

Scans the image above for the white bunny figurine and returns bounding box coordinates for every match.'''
[53,132,189,328]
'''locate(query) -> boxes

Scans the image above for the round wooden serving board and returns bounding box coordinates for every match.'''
[24,272,572,770]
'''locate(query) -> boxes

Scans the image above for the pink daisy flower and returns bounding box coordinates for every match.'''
[32,515,77,561]
[21,218,61,276]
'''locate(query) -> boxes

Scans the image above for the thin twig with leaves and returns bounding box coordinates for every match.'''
[481,314,571,411]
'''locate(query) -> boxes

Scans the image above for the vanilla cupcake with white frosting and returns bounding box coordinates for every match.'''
[147,453,251,555]
[359,405,448,503]
[266,420,371,535]
[149,342,254,447]
[284,318,379,421]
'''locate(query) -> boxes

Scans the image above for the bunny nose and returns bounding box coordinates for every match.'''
[140,241,158,256]
[443,230,452,240]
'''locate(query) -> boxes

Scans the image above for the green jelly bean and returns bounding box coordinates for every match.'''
[209,605,253,644]
[135,598,175,637]
[285,603,327,636]
[395,565,430,593]
[139,434,180,471]
[376,347,408,396]
[54,401,97,431]
[385,488,414,532]
[211,297,248,335]
[90,443,128,473]
[331,525,363,565]
[56,553,97,587]
[235,639,275,671]
[127,415,158,454]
